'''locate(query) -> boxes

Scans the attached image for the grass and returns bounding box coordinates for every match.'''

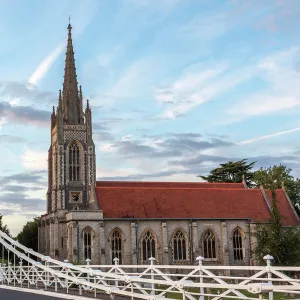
[152,285,296,300]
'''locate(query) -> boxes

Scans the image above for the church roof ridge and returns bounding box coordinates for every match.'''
[96,180,245,188]
[96,185,298,226]
[96,186,257,190]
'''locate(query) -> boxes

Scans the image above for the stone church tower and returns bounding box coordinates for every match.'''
[47,22,98,213]
[40,22,103,262]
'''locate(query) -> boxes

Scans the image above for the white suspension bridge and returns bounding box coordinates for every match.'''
[1,230,300,300]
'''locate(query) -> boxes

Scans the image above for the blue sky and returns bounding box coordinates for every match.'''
[1,0,300,235]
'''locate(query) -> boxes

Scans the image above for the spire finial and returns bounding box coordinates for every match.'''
[87,99,90,109]
[68,16,72,31]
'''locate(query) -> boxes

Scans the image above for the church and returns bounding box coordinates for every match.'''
[38,22,299,266]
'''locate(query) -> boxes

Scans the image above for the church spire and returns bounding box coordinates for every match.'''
[62,18,81,124]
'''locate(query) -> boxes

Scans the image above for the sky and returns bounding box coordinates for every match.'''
[1,0,300,236]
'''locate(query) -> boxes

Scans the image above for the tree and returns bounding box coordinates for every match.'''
[0,214,11,263]
[254,191,300,266]
[0,214,10,236]
[253,164,300,212]
[17,217,40,252]
[199,159,256,187]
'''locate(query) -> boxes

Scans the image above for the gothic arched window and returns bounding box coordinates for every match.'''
[203,230,217,259]
[233,227,244,261]
[83,228,92,261]
[172,230,188,262]
[69,142,80,181]
[111,229,123,264]
[141,230,156,263]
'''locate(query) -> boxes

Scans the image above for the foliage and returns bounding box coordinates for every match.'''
[200,162,300,213]
[16,217,40,252]
[253,164,300,213]
[253,164,293,190]
[0,214,11,262]
[200,161,300,265]
[254,192,300,266]
[0,214,10,236]
[198,159,256,187]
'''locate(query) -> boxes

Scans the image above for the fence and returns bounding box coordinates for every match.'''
[1,230,300,299]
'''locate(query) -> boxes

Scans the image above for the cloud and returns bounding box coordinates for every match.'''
[21,148,48,171]
[0,101,50,127]
[0,170,47,186]
[229,96,300,117]
[154,62,255,119]
[0,170,47,236]
[0,170,47,237]
[169,152,300,176]
[224,46,300,123]
[27,0,101,87]
[0,81,56,105]
[105,57,162,101]
[0,193,46,213]
[178,12,229,40]
[238,127,300,145]
[102,133,233,160]
[0,185,44,193]
[155,67,227,104]
[0,134,26,143]
[28,42,65,86]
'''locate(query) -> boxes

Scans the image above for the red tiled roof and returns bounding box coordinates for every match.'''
[96,181,245,189]
[95,181,299,226]
[264,189,299,226]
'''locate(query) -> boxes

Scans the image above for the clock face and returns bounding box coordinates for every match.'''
[72,193,79,202]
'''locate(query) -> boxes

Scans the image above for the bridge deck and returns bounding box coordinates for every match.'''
[0,285,132,300]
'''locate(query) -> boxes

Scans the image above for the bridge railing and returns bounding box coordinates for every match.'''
[1,230,300,300]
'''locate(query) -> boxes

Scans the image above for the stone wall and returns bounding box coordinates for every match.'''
[39,215,252,266]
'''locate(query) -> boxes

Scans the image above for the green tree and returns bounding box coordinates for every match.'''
[199,159,256,187]
[17,217,40,252]
[0,213,11,263]
[0,213,10,236]
[253,164,300,212]
[254,191,300,266]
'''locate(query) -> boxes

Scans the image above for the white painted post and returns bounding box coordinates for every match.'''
[27,249,32,289]
[8,262,11,286]
[263,254,274,300]
[94,274,97,298]
[1,264,6,285]
[13,245,15,286]
[1,243,3,264]
[149,257,156,296]
[55,275,58,292]
[36,262,42,289]
[7,250,10,285]
[86,258,91,266]
[0,263,3,284]
[19,259,23,287]
[86,259,91,289]
[45,260,49,290]
[113,257,119,288]
[196,256,205,300]
[64,260,69,293]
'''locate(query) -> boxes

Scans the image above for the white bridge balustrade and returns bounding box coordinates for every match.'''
[1,230,300,299]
